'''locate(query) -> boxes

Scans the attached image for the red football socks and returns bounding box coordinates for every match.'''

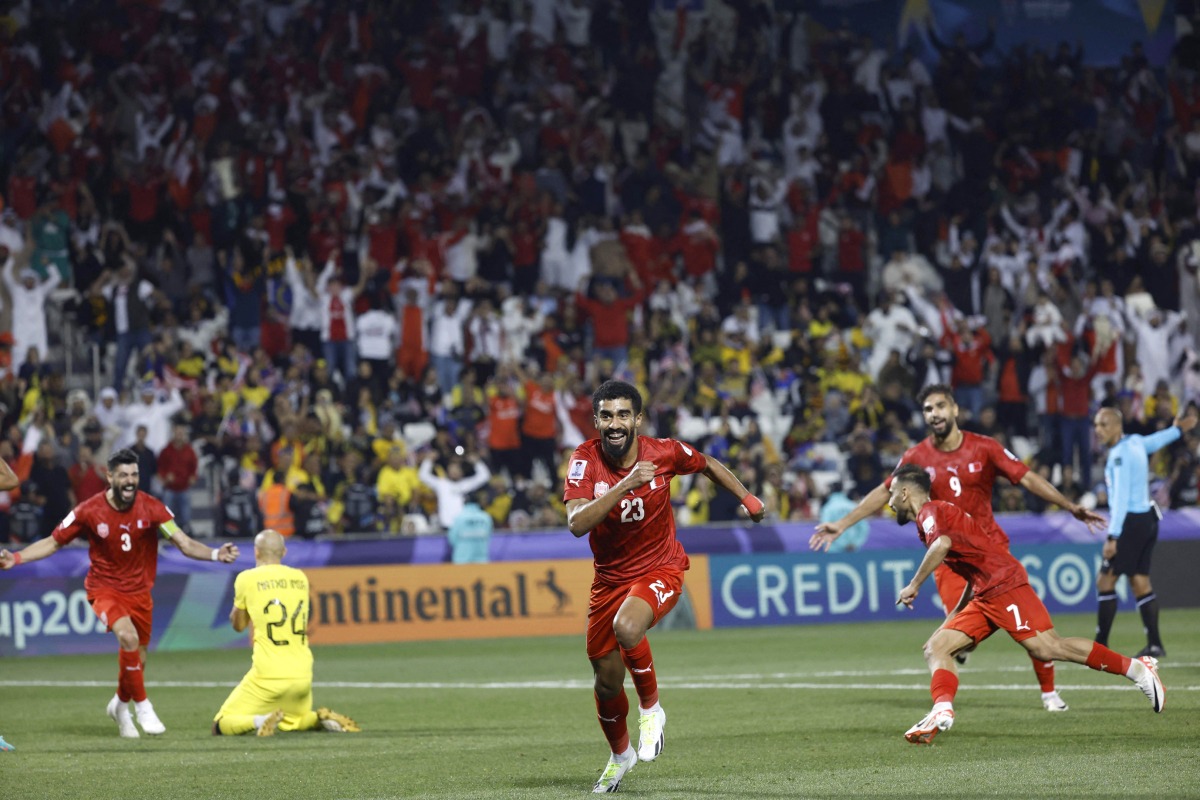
[594,691,630,754]
[1030,656,1056,693]
[620,637,659,710]
[118,649,147,703]
[1085,641,1131,677]
[931,668,959,705]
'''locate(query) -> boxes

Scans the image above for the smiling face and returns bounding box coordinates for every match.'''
[595,398,641,465]
[107,463,140,510]
[921,391,958,442]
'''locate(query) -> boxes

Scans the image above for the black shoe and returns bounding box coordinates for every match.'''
[1135,644,1166,658]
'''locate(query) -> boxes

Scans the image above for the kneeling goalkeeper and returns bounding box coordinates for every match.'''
[213,529,360,736]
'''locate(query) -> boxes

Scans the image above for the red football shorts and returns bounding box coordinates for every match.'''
[90,590,154,647]
[944,583,1054,645]
[586,567,685,660]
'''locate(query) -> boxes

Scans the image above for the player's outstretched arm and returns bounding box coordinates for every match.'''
[1018,471,1105,533]
[0,455,18,492]
[164,521,240,563]
[898,536,952,609]
[0,536,64,569]
[701,454,765,522]
[811,481,890,551]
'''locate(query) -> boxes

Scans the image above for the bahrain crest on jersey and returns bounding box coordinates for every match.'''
[97,522,109,539]
[594,481,610,498]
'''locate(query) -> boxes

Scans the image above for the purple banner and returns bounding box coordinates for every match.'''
[4,510,1197,577]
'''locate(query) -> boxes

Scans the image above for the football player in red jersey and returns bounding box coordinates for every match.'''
[0,449,240,738]
[811,383,1105,712]
[564,380,764,793]
[887,464,1164,744]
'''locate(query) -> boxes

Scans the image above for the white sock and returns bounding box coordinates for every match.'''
[134,699,153,712]
[1125,660,1143,680]
[931,701,953,714]
[640,701,662,715]
[1041,691,1058,699]
[616,745,636,761]
[252,714,269,729]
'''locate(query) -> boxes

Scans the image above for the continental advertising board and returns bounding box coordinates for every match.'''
[0,558,715,657]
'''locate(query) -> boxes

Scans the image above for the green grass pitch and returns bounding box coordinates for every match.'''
[1,610,1197,799]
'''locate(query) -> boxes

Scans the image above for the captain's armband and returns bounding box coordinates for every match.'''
[160,519,184,539]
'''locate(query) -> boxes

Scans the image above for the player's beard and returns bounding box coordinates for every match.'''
[112,482,137,510]
[928,417,953,442]
[601,428,634,462]
[894,506,912,526]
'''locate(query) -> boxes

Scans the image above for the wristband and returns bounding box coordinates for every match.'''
[12,551,22,566]
[211,548,221,561]
[741,493,764,516]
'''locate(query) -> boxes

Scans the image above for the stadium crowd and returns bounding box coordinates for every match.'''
[2,0,1200,542]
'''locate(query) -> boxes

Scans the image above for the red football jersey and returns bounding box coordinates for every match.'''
[51,491,176,595]
[916,500,1028,599]
[563,436,707,585]
[889,432,1029,543]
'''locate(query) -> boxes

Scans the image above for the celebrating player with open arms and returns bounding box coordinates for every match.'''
[811,383,1106,712]
[564,380,765,793]
[0,448,240,738]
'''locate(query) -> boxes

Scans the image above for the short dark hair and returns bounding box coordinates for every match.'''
[892,463,931,493]
[916,383,955,406]
[592,379,642,416]
[107,448,139,471]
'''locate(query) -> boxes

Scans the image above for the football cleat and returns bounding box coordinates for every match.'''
[106,694,139,739]
[1134,656,1165,713]
[904,707,955,744]
[592,748,637,793]
[0,735,13,751]
[1135,644,1166,659]
[134,699,166,735]
[317,708,361,732]
[257,709,285,737]
[1041,691,1069,712]
[636,706,666,762]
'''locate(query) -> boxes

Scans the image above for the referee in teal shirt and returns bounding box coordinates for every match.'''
[1092,406,1197,658]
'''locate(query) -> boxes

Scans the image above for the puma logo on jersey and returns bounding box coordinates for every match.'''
[632,665,654,674]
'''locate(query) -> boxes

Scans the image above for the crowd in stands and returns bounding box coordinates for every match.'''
[3,0,1200,543]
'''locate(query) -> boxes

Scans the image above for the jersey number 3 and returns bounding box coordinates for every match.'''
[620,497,645,523]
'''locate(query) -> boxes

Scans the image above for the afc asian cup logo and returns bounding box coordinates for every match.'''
[97,522,110,539]
[594,481,610,498]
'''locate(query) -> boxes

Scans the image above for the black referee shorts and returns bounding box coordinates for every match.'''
[1101,510,1159,577]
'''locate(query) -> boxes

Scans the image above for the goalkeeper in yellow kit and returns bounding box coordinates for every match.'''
[213,529,361,736]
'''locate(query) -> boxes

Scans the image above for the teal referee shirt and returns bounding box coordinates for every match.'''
[1104,426,1181,537]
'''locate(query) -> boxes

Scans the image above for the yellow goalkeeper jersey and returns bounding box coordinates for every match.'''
[234,563,314,680]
